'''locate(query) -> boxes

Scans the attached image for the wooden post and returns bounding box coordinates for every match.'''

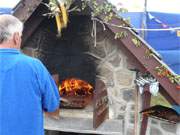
[134,87,139,135]
[140,84,151,135]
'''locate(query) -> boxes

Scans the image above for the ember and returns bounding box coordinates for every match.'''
[59,78,93,96]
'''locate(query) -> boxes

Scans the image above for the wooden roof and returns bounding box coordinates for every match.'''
[13,0,179,105]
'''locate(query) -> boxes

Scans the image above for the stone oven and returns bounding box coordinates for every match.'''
[22,12,138,132]
[13,0,179,134]
[23,13,109,126]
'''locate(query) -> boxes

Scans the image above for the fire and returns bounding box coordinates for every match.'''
[59,78,93,96]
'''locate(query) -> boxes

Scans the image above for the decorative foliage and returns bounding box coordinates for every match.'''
[123,17,131,26]
[155,65,180,84]
[44,0,131,38]
[44,0,69,37]
[145,49,153,59]
[89,0,116,22]
[81,0,89,10]
[132,38,141,47]
[114,31,128,39]
[118,8,128,13]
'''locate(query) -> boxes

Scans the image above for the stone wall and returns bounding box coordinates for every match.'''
[87,22,137,135]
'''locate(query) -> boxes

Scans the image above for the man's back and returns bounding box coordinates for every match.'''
[0,49,60,135]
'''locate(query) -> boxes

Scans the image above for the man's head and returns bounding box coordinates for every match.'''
[0,14,23,49]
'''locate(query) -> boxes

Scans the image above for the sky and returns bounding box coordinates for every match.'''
[0,0,19,8]
[0,0,180,13]
[109,0,180,13]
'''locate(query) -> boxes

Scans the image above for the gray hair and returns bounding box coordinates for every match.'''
[0,14,23,44]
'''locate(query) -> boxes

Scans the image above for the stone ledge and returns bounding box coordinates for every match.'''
[44,117,124,135]
[59,105,93,118]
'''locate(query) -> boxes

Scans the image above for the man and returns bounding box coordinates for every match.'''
[0,15,60,135]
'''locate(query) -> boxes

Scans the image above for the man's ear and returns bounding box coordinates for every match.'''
[13,32,21,48]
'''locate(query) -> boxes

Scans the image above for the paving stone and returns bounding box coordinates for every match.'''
[150,126,163,135]
[161,122,177,133]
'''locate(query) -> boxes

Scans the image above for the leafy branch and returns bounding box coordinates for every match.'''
[132,38,141,47]
[114,31,128,39]
[155,65,180,84]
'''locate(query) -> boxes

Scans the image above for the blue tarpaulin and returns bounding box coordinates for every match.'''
[146,12,180,74]
[120,12,180,74]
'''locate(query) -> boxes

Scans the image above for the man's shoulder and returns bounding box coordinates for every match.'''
[18,53,44,70]
[19,53,42,65]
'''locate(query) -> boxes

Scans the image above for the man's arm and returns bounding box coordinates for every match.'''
[44,74,60,119]
[35,60,60,117]
[44,108,60,119]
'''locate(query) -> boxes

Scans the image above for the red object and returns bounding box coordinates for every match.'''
[176,85,180,90]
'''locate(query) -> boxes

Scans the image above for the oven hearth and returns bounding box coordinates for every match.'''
[54,76,93,109]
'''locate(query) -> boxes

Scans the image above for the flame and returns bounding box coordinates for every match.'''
[59,78,93,96]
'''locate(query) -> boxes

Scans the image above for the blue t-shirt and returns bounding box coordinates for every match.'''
[0,49,60,135]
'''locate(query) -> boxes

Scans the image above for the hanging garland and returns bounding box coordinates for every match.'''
[155,65,180,85]
[132,38,142,47]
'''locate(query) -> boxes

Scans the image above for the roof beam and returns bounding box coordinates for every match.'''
[13,0,43,22]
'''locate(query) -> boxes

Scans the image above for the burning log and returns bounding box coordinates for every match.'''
[58,78,93,108]
[59,78,93,96]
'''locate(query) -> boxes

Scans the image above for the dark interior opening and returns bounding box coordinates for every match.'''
[25,15,96,87]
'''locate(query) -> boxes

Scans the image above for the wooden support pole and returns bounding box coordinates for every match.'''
[140,85,151,135]
[134,88,139,135]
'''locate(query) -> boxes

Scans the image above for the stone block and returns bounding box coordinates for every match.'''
[122,89,135,102]
[161,122,177,134]
[117,114,124,120]
[98,66,114,83]
[108,53,122,67]
[104,38,118,55]
[126,128,134,135]
[150,119,158,125]
[150,126,163,135]
[119,105,126,112]
[115,69,135,87]
[89,43,106,58]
